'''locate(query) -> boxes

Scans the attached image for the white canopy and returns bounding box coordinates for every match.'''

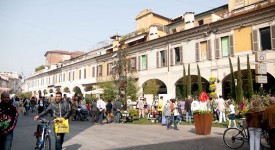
[84,88,104,95]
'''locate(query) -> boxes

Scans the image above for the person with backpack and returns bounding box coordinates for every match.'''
[37,97,45,114]
[23,98,30,116]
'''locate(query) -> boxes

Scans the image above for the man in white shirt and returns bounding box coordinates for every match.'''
[96,97,106,125]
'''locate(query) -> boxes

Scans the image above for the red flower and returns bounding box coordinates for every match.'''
[199,92,209,102]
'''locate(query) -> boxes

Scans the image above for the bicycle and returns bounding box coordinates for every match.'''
[223,120,270,149]
[34,118,52,150]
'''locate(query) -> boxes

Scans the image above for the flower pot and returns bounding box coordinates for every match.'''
[193,113,213,135]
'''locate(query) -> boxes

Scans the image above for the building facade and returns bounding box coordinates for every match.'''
[23,0,275,99]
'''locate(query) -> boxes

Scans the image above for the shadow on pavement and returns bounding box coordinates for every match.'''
[112,136,249,150]
[63,143,82,150]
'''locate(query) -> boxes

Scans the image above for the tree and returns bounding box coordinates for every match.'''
[247,54,254,99]
[197,64,202,94]
[73,86,83,98]
[187,63,192,96]
[63,87,70,93]
[126,76,139,101]
[35,65,45,72]
[43,89,48,95]
[49,89,54,93]
[236,57,243,104]
[229,58,236,100]
[99,81,118,101]
[182,64,187,98]
[143,79,160,97]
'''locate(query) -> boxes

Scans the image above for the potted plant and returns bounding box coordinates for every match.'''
[193,92,213,135]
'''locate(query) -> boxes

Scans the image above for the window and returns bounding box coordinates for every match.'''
[174,47,181,65]
[97,65,102,77]
[68,72,71,81]
[259,27,271,51]
[84,69,86,79]
[72,71,75,81]
[198,20,204,26]
[221,36,230,57]
[160,50,167,67]
[79,70,81,80]
[107,63,113,75]
[196,40,211,61]
[130,57,136,72]
[92,67,95,77]
[141,55,147,70]
[63,73,65,82]
[59,74,62,83]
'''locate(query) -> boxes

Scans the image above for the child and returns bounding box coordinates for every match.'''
[227,100,236,128]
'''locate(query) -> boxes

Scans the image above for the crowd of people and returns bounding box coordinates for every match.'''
[1,91,275,150]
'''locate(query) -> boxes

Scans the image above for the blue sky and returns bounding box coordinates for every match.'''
[0,0,227,77]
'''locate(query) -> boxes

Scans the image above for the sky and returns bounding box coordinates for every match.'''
[0,0,228,77]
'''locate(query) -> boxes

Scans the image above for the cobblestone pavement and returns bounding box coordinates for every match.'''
[12,112,248,150]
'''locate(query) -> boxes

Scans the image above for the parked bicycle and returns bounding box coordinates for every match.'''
[223,120,270,149]
[34,118,52,150]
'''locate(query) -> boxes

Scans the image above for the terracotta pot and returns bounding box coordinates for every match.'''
[193,113,213,135]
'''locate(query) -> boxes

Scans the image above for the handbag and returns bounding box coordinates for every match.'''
[54,103,69,133]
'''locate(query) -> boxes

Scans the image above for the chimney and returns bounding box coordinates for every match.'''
[149,25,158,40]
[184,12,195,30]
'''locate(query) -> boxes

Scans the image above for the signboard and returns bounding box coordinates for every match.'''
[255,52,266,62]
[255,76,268,84]
[255,64,267,74]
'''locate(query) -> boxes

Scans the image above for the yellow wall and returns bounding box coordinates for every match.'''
[200,41,207,60]
[234,26,252,53]
[136,10,171,31]
[228,0,263,12]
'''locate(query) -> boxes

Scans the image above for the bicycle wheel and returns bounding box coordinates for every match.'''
[44,135,51,150]
[223,128,245,149]
[260,131,270,150]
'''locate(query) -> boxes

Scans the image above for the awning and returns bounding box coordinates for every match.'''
[125,34,146,44]
[84,88,104,95]
[0,87,10,91]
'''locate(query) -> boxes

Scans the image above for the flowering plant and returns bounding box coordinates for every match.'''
[199,92,209,102]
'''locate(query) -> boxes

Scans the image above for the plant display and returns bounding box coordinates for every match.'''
[209,76,217,99]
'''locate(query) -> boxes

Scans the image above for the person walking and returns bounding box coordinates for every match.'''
[185,96,193,123]
[164,99,172,129]
[227,100,236,128]
[71,96,79,121]
[0,92,19,150]
[23,98,30,116]
[246,100,263,150]
[105,99,113,123]
[90,99,98,123]
[34,91,71,150]
[262,95,275,149]
[172,99,180,130]
[217,95,226,123]
[37,97,45,114]
[96,97,106,125]
[113,99,122,123]
[137,97,145,118]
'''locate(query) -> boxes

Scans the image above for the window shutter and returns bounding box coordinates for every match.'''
[215,38,220,59]
[92,67,95,77]
[146,54,148,70]
[252,30,258,52]
[156,52,159,68]
[127,59,131,73]
[179,46,183,64]
[271,25,275,50]
[107,64,109,76]
[165,50,168,67]
[229,35,234,56]
[96,66,98,77]
[195,43,200,62]
[138,56,140,70]
[170,48,174,66]
[207,40,212,60]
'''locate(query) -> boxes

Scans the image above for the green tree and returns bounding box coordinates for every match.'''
[182,64,187,98]
[187,63,191,96]
[43,89,48,95]
[99,81,118,101]
[73,86,83,98]
[197,64,202,94]
[63,87,70,93]
[229,58,236,100]
[49,89,54,93]
[126,76,139,101]
[236,57,243,104]
[247,54,254,99]
[143,79,159,97]
[35,65,45,72]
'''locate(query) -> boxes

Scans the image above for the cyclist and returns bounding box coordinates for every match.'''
[34,91,71,150]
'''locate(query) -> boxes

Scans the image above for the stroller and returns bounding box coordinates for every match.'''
[76,105,89,121]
